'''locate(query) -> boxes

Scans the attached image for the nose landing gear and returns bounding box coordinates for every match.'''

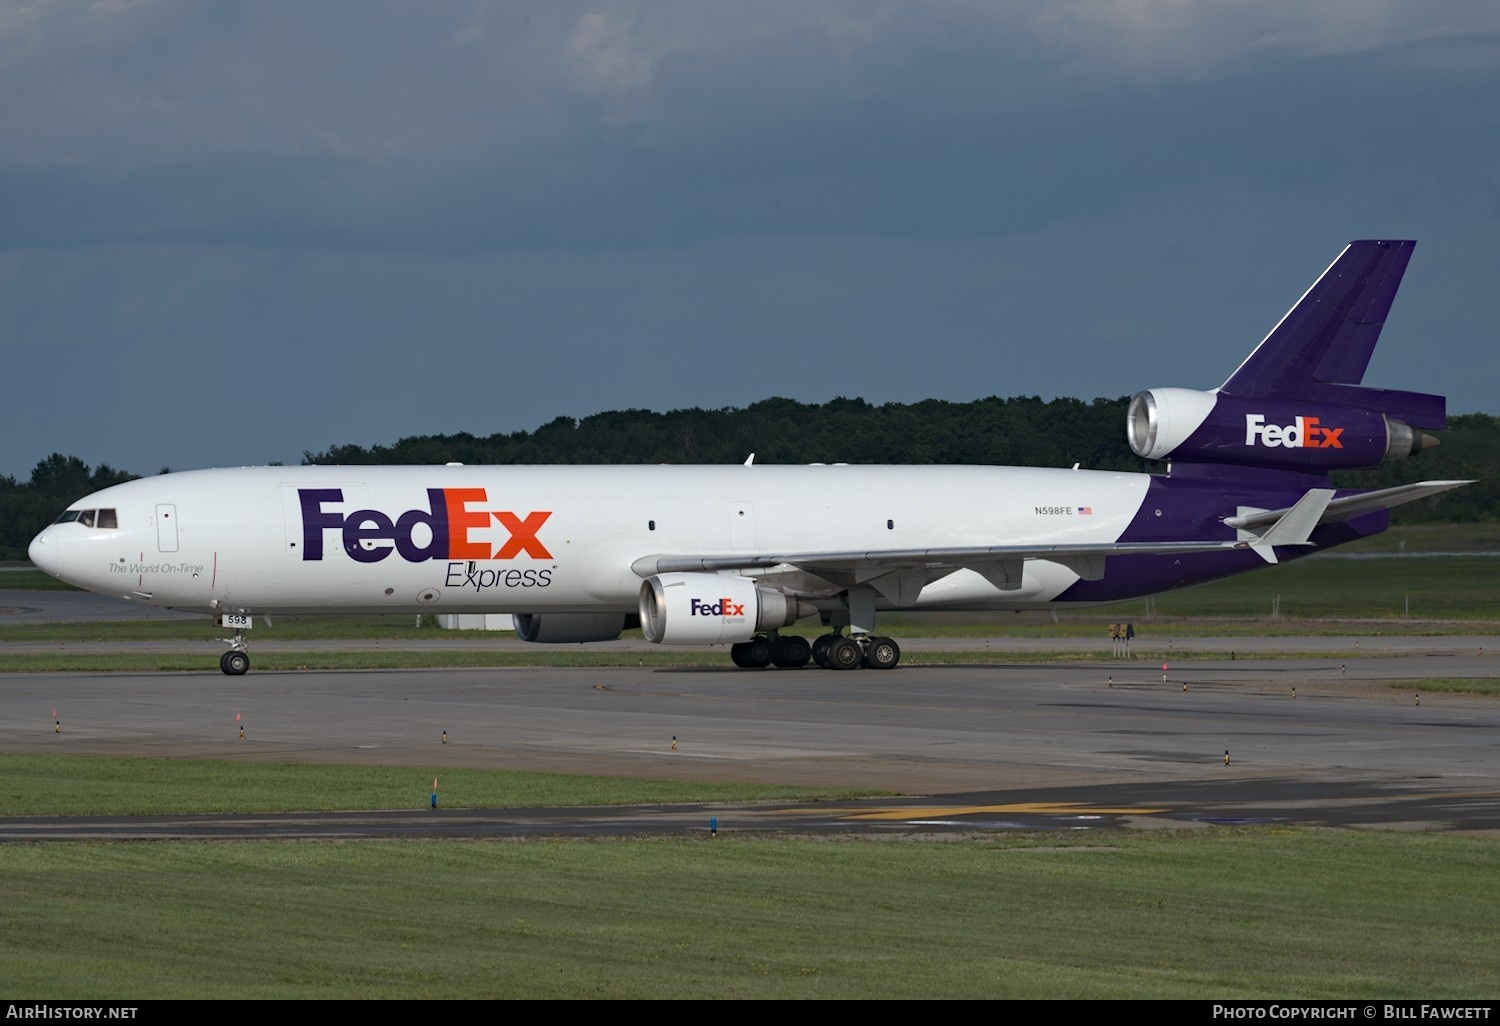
[216,612,253,675]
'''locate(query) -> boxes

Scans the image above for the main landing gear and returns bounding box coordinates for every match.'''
[730,632,812,669]
[810,632,901,671]
[729,630,902,670]
[728,585,905,670]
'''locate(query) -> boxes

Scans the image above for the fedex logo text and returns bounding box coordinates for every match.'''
[298,488,553,563]
[1243,415,1344,449]
[690,597,746,618]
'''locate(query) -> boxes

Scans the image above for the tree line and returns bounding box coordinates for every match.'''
[1,454,137,561]
[4,397,1495,561]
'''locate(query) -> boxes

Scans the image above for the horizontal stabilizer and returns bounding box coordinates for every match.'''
[1245,488,1335,564]
[1224,480,1475,532]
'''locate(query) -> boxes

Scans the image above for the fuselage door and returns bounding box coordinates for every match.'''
[155,504,179,553]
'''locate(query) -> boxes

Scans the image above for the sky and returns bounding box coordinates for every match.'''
[2,1,1498,480]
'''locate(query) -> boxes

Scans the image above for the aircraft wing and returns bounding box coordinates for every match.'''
[632,538,1256,600]
[634,539,1254,576]
[635,479,1477,592]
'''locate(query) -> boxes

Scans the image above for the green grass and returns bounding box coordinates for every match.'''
[1131,554,1500,621]
[0,755,869,816]
[2,829,1496,998]
[5,546,1499,672]
[0,569,80,590]
[5,551,1499,649]
[0,649,733,672]
[0,614,451,643]
[1337,521,1500,553]
[1388,677,1500,697]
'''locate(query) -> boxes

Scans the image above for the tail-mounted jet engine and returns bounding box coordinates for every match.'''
[1126,388,1439,472]
[639,573,811,645]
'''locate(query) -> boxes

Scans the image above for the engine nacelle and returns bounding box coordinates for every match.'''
[513,612,638,644]
[638,573,808,645]
[1127,388,1434,472]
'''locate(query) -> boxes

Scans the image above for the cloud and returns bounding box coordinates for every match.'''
[0,1,1496,257]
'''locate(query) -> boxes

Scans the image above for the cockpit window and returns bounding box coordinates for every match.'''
[51,508,119,529]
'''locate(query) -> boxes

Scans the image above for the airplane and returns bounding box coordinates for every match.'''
[28,240,1471,676]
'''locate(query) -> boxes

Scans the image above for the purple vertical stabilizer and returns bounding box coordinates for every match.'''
[1214,240,1444,429]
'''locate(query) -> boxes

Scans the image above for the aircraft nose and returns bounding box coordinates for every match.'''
[28,529,58,577]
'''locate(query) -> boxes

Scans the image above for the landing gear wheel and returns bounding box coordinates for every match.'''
[220,650,250,676]
[771,635,812,668]
[826,636,863,671]
[811,635,834,668]
[863,636,900,670]
[730,637,773,669]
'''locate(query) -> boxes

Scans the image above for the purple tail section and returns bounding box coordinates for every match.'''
[1062,240,1465,607]
[1126,240,1448,475]
[1217,240,1444,429]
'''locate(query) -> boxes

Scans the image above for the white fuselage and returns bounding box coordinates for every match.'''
[29,463,1152,616]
